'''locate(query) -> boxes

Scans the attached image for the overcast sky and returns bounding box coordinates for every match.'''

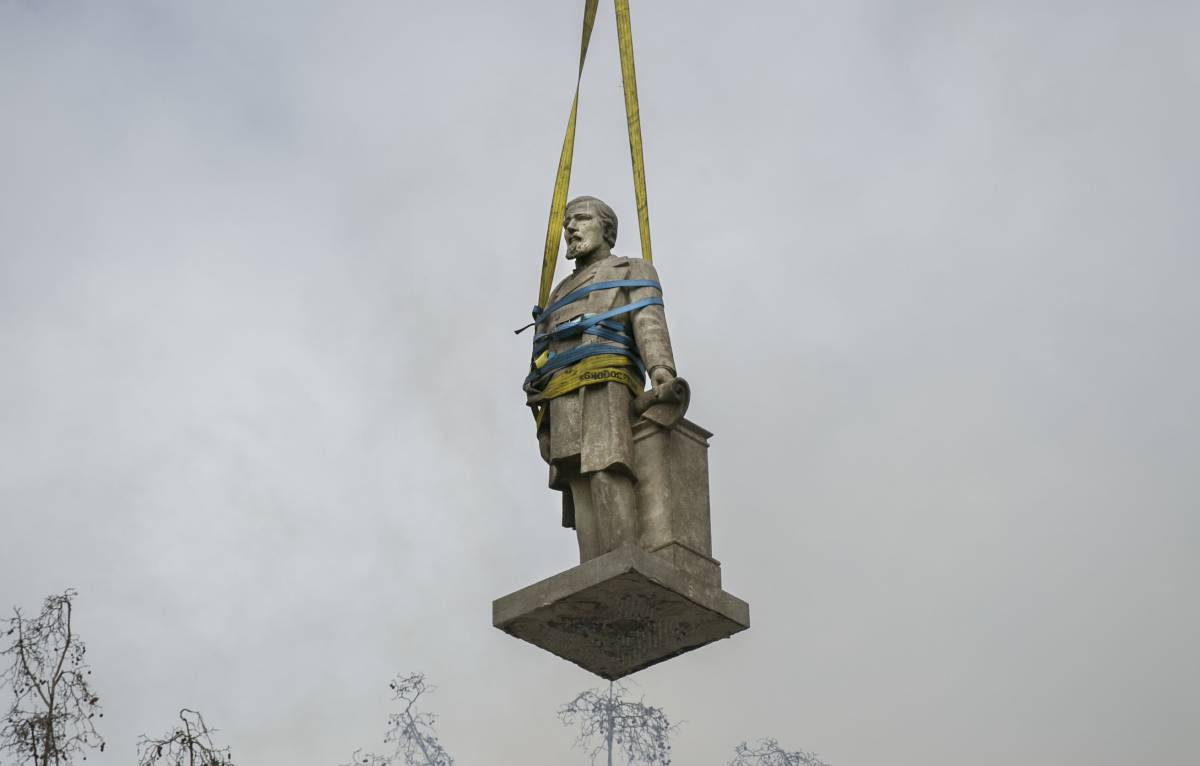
[2,1,1198,764]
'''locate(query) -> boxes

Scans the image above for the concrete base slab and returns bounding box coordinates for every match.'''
[493,544,750,680]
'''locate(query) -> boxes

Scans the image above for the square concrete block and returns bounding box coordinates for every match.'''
[493,544,749,680]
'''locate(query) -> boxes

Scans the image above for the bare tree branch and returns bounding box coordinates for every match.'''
[137,708,234,766]
[730,737,830,766]
[559,681,675,766]
[342,748,394,766]
[0,590,105,766]
[339,673,453,766]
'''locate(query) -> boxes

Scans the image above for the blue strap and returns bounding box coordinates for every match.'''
[530,320,637,359]
[533,297,663,347]
[515,279,662,335]
[538,279,662,325]
[586,324,635,346]
[523,286,665,395]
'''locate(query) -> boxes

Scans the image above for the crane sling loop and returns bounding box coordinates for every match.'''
[521,0,658,426]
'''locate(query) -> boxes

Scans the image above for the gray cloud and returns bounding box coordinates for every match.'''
[1,1,1197,764]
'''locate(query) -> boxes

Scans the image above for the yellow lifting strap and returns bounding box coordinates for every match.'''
[537,0,654,310]
[532,354,644,429]
[615,0,654,267]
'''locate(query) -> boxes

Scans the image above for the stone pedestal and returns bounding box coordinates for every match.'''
[494,416,750,679]
[493,544,749,679]
[634,417,723,587]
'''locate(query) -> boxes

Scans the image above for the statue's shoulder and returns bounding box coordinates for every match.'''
[594,255,639,279]
[603,255,635,268]
[619,256,661,280]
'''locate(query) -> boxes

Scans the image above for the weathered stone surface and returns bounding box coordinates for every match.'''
[633,416,721,586]
[493,543,749,680]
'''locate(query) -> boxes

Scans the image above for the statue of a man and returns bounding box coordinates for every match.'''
[525,196,677,562]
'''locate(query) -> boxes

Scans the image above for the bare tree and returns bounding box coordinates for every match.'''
[559,681,674,766]
[342,749,392,766]
[730,737,829,766]
[136,708,233,766]
[0,590,104,766]
[340,673,453,766]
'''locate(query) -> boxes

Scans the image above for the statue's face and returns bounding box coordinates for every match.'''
[564,204,607,260]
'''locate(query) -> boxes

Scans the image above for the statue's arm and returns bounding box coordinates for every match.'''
[627,260,676,387]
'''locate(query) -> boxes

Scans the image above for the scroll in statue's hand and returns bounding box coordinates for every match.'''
[633,374,690,428]
[650,366,676,390]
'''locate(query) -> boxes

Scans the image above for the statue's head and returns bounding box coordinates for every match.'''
[564,196,617,261]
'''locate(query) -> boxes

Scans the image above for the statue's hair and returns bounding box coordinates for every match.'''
[565,196,618,248]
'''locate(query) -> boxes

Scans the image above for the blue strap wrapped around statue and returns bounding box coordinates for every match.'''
[522,280,664,395]
[535,279,663,325]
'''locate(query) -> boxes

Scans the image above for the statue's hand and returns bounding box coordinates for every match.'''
[633,372,689,427]
[650,366,675,390]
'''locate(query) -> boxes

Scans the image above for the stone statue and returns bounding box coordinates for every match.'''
[527,196,677,563]
[498,194,748,681]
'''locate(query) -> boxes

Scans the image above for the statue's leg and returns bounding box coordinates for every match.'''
[569,476,604,563]
[590,469,638,554]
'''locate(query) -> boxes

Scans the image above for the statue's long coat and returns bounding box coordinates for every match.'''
[536,255,676,527]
